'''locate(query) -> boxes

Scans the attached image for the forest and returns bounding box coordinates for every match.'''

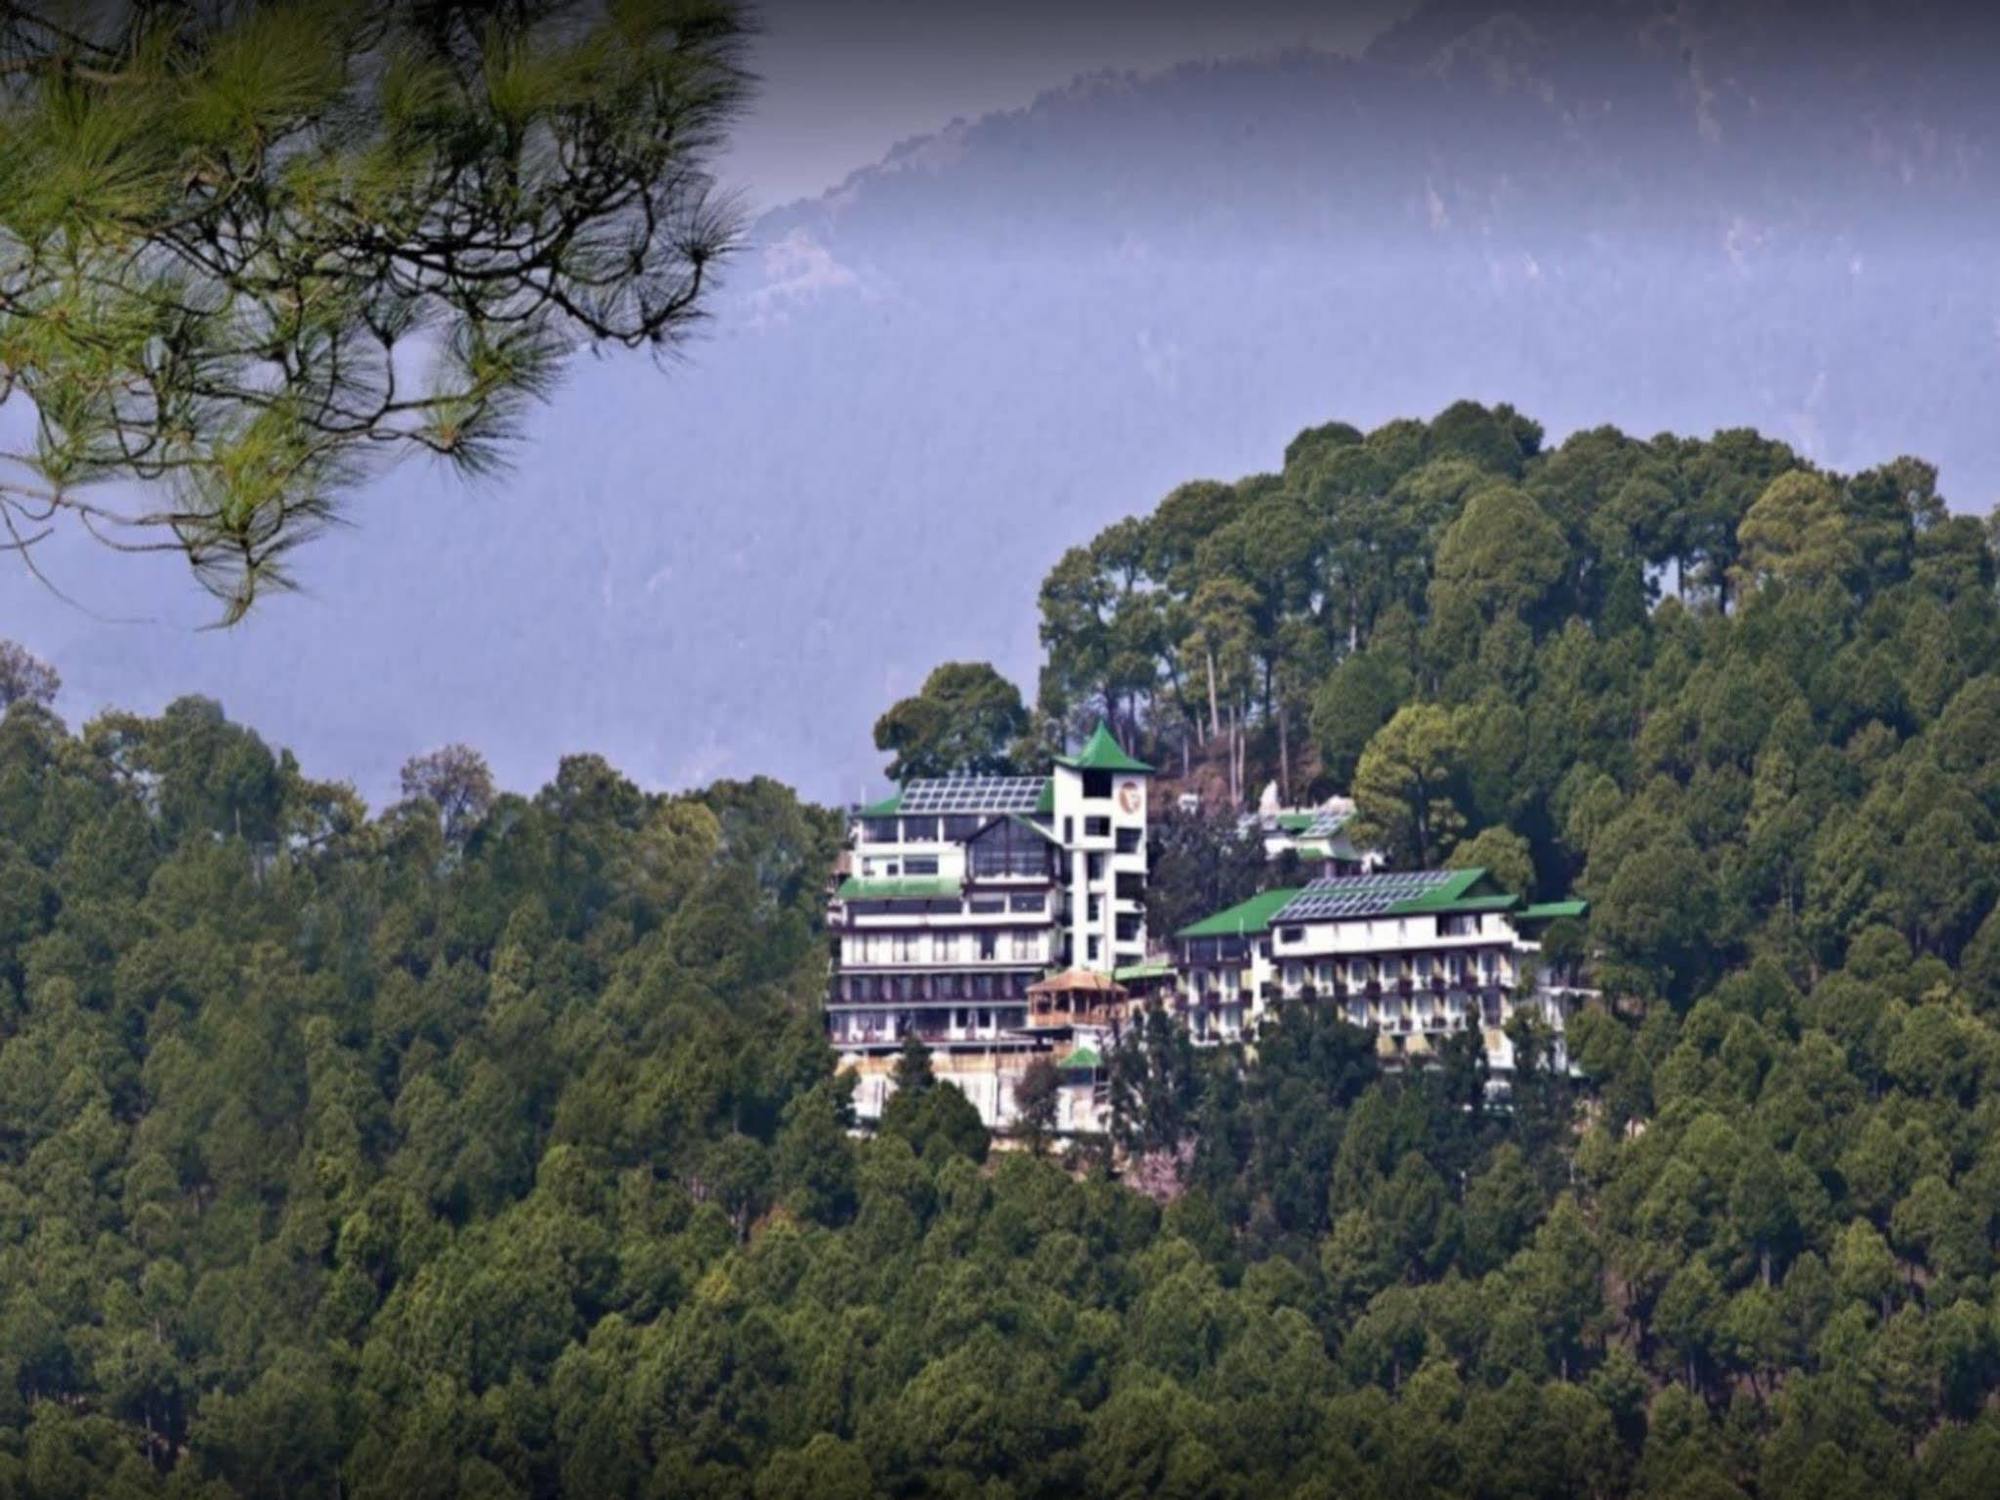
[4,401,2000,1497]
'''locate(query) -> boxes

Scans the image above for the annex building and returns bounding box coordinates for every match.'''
[1174,867,1589,1076]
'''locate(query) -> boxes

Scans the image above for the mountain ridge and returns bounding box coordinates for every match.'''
[13,0,2000,809]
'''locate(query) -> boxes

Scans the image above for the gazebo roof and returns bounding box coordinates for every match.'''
[1027,967,1127,999]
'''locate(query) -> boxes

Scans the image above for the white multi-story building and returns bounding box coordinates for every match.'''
[1174,868,1588,1076]
[826,724,1153,1127]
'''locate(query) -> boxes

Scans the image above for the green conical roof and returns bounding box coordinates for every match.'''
[1055,722,1153,774]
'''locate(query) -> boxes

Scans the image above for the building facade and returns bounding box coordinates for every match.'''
[1175,868,1589,1076]
[826,724,1152,1127]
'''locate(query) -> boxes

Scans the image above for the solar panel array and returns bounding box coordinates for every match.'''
[900,776,1049,815]
[1274,869,1454,923]
[1304,808,1353,839]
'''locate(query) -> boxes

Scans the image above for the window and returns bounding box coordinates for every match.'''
[1088,854,1105,880]
[861,818,897,843]
[1010,893,1044,913]
[1082,769,1112,799]
[1279,925,1304,944]
[979,932,999,961]
[903,855,939,876]
[1116,914,1142,942]
[1087,936,1101,960]
[968,819,1049,878]
[943,815,984,841]
[1115,872,1145,901]
[1063,817,1073,843]
[1116,826,1143,853]
[1087,895,1101,922]
[968,895,1005,914]
[1085,815,1111,839]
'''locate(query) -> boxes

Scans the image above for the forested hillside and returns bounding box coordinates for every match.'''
[9,400,2000,1496]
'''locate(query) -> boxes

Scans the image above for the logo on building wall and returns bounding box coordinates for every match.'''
[1117,781,1141,814]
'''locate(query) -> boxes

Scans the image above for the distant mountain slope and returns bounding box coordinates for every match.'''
[16,0,2000,806]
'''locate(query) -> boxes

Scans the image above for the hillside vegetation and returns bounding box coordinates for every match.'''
[6,402,2000,1496]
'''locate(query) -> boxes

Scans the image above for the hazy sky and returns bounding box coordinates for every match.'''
[717,0,1415,208]
[17,0,1994,813]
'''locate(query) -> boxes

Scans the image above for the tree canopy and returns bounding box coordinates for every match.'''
[872,659,1030,782]
[0,0,750,617]
[3,399,2000,1495]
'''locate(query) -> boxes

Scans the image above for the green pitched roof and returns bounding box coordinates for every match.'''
[1268,868,1522,925]
[1057,1045,1102,1070]
[1384,867,1491,913]
[1274,812,1318,833]
[1178,887,1303,940]
[1055,722,1154,774]
[859,792,902,816]
[1521,899,1589,921]
[835,877,961,901]
[1114,961,1176,983]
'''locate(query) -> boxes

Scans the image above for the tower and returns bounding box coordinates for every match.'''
[1048,722,1152,973]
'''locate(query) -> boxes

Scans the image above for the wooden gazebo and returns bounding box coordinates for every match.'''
[1027,968,1129,1030]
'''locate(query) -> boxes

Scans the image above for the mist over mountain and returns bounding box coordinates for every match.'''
[16,0,2000,805]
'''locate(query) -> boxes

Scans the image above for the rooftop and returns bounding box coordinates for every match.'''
[1177,887,1304,940]
[1521,899,1590,921]
[863,775,1053,820]
[1273,867,1509,923]
[1055,722,1154,775]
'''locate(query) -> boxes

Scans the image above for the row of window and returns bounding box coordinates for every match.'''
[1185,950,1509,994]
[1058,817,1143,852]
[834,973,1035,1002]
[845,892,1045,918]
[828,1006,1032,1044]
[1283,951,1504,988]
[844,929,1048,965]
[862,815,1002,844]
[1273,912,1486,946]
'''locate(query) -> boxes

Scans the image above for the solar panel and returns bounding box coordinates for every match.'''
[1274,869,1453,923]
[1305,808,1352,839]
[900,775,1049,815]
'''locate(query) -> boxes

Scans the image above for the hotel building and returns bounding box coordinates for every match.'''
[826,724,1152,1125]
